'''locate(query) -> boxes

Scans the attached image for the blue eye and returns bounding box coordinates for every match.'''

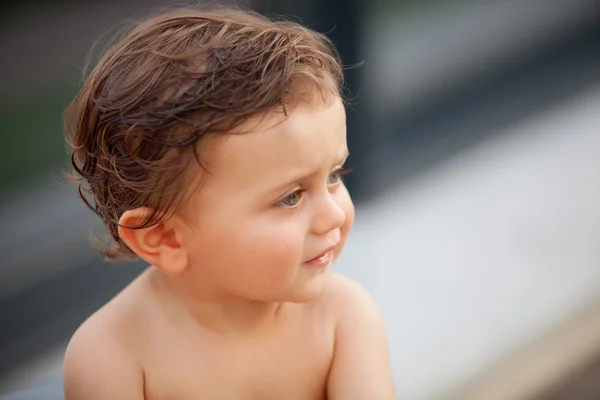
[275,189,305,208]
[327,167,352,185]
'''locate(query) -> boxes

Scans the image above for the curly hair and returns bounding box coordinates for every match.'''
[64,7,344,260]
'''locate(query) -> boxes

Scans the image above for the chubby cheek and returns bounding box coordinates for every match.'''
[334,186,355,261]
[236,221,305,286]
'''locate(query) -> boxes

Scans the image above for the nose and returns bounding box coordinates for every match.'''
[311,191,347,236]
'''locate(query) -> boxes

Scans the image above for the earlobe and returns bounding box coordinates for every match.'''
[118,208,188,274]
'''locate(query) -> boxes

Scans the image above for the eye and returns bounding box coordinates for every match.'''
[327,167,352,186]
[275,189,305,208]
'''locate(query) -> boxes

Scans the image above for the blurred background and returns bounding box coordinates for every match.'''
[1,0,600,399]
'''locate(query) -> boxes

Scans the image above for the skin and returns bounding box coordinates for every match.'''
[63,96,396,400]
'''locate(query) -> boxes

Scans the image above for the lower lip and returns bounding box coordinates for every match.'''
[305,251,333,268]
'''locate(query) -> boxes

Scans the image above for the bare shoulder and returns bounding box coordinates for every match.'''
[324,274,396,399]
[322,273,382,322]
[63,285,146,399]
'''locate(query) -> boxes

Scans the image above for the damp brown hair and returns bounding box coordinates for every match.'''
[64,7,344,260]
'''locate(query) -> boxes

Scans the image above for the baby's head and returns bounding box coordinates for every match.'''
[66,8,354,302]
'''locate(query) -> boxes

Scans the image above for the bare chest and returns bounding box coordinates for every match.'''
[141,314,335,400]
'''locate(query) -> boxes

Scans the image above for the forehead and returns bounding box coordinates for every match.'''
[202,97,347,186]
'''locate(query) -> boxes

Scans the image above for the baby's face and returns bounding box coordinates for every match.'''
[180,96,354,302]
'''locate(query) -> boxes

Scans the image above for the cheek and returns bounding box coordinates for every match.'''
[342,197,355,235]
[335,187,355,258]
[339,185,355,234]
[251,228,300,266]
[226,217,306,278]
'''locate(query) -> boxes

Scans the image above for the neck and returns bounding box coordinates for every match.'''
[148,267,284,335]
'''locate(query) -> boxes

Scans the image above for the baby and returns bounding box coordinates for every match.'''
[62,7,395,400]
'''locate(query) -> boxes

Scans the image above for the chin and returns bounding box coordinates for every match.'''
[284,268,332,303]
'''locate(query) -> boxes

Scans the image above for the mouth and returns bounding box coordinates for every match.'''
[304,244,337,268]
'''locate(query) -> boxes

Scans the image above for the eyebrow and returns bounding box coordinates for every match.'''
[267,149,350,196]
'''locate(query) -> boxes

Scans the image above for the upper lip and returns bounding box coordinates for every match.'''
[306,243,338,262]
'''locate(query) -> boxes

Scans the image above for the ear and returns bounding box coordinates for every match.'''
[118,207,188,274]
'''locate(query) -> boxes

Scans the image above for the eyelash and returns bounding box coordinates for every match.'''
[327,167,352,186]
[274,167,352,209]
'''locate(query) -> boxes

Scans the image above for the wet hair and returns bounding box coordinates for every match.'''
[64,7,344,260]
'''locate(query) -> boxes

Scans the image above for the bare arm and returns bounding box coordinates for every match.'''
[63,319,145,400]
[326,275,396,400]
